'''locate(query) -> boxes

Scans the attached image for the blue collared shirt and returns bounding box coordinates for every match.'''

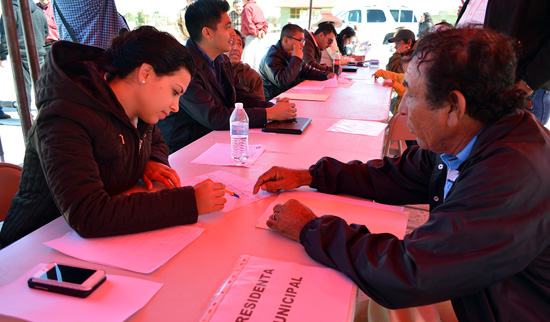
[440,134,479,200]
[196,45,225,88]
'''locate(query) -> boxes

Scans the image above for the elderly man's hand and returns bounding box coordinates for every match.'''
[253,166,312,194]
[267,199,317,242]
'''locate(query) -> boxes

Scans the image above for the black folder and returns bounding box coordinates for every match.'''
[342,66,358,72]
[262,117,312,134]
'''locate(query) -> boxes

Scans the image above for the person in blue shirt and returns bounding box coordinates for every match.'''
[253,27,550,321]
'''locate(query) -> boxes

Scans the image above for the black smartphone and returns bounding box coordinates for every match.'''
[28,262,106,298]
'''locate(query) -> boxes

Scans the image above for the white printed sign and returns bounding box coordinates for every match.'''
[200,255,356,322]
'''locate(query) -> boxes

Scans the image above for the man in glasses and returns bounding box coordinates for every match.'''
[259,24,335,100]
[303,23,337,73]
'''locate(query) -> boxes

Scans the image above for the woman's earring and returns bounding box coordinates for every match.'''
[141,80,146,84]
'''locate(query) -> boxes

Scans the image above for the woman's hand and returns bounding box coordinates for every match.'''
[142,160,181,190]
[194,181,227,215]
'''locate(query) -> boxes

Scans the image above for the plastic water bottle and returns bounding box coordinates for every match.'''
[230,103,249,162]
[333,50,341,76]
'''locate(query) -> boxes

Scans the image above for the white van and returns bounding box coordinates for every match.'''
[335,5,419,45]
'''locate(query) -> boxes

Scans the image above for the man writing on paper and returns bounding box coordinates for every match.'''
[253,27,550,321]
[259,24,335,101]
[157,0,296,153]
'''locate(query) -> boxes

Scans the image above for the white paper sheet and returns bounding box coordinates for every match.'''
[201,255,356,322]
[44,225,204,273]
[191,143,264,167]
[0,264,162,322]
[323,76,338,88]
[275,93,330,101]
[337,77,355,88]
[181,170,271,213]
[256,191,408,238]
[327,119,388,136]
[291,80,326,90]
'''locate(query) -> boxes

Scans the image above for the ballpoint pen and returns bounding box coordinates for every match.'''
[198,178,240,198]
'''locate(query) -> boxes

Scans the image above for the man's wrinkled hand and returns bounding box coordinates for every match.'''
[266,199,317,242]
[253,166,312,194]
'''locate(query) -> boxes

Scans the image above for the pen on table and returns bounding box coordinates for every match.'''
[198,178,240,198]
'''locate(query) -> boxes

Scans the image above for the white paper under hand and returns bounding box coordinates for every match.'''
[181,170,271,214]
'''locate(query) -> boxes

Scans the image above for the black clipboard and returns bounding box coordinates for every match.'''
[262,117,312,134]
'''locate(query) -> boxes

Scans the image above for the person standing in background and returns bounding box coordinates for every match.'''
[36,0,59,55]
[456,0,550,125]
[240,0,267,70]
[418,12,433,38]
[175,0,195,43]
[0,0,48,114]
[52,0,128,49]
[229,0,243,31]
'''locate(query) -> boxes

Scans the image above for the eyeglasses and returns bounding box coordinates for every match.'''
[286,36,306,45]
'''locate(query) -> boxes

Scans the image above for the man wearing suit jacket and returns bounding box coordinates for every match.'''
[302,23,337,73]
[157,0,296,153]
[259,24,334,100]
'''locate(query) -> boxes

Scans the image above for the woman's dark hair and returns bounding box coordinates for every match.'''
[412,26,526,124]
[103,26,195,82]
[337,27,356,54]
[185,0,230,43]
[422,12,433,25]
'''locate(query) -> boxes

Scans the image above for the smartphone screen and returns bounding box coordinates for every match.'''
[41,264,97,284]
